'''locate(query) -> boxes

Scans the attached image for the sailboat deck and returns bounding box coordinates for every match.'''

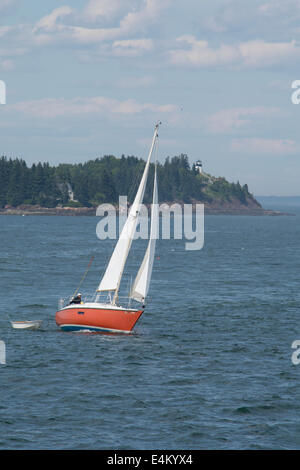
[60,302,141,312]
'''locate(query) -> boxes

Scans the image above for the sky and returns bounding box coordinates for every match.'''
[1,0,300,196]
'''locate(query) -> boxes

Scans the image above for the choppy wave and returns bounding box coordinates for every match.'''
[0,214,300,449]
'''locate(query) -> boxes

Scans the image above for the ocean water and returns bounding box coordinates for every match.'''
[0,209,300,450]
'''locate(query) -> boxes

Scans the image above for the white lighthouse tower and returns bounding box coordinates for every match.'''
[195,160,203,174]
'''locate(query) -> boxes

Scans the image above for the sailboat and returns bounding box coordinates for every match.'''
[55,123,160,333]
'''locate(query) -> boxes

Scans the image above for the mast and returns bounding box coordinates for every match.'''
[97,122,161,304]
[112,123,159,305]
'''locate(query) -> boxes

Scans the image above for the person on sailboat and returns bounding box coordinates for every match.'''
[69,293,82,305]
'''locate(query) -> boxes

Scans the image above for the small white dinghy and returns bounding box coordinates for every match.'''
[10,320,42,330]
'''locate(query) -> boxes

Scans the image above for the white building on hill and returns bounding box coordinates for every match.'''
[195,160,203,174]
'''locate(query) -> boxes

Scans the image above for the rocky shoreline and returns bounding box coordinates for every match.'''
[0,203,293,216]
[0,205,96,216]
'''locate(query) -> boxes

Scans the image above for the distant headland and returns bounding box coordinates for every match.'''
[0,154,290,216]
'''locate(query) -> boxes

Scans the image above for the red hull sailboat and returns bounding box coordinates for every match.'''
[55,304,144,333]
[55,123,160,333]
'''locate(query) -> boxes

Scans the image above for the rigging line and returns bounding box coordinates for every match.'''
[72,255,95,298]
[127,157,147,204]
[127,131,159,204]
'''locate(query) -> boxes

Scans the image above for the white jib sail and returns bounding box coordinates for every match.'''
[97,124,159,295]
[130,163,158,303]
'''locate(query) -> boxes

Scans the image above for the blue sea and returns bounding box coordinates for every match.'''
[1,206,300,450]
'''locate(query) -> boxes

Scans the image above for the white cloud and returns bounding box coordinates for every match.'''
[61,25,118,44]
[204,1,261,33]
[119,0,170,33]
[239,39,299,67]
[32,0,170,46]
[83,0,120,21]
[34,6,74,33]
[205,107,283,133]
[259,0,300,19]
[117,75,156,88]
[204,0,300,42]
[230,138,298,155]
[170,35,300,68]
[83,0,129,22]
[6,96,179,118]
[112,38,153,56]
[170,36,239,67]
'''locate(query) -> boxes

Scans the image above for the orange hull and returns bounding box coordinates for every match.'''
[55,305,144,333]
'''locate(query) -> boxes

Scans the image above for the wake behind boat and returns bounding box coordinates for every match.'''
[55,123,160,333]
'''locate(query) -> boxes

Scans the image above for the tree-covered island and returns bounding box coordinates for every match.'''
[0,154,275,215]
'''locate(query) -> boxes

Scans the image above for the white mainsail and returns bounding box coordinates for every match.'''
[97,123,160,299]
[130,163,158,303]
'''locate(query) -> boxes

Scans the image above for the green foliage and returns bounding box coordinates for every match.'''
[203,177,253,205]
[0,154,256,208]
[0,157,60,208]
